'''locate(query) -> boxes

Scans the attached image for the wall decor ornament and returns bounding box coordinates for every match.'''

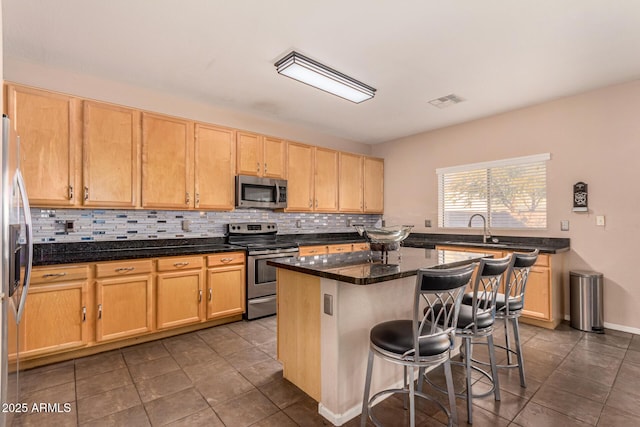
[573,182,588,212]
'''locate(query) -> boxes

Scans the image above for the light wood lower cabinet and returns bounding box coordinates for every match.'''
[206,253,246,320]
[156,256,204,329]
[17,252,245,366]
[435,245,562,328]
[95,260,154,342]
[14,265,89,358]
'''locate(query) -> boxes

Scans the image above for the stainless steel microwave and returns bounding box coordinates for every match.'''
[235,175,288,209]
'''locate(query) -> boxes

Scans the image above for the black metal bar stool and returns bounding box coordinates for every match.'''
[361,264,476,427]
[494,249,539,387]
[425,255,512,424]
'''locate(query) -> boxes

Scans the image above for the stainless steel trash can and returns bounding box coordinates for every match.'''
[570,270,604,333]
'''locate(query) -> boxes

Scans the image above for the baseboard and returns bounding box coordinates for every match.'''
[564,314,640,335]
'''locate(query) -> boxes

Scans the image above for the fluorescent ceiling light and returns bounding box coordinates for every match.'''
[275,51,376,103]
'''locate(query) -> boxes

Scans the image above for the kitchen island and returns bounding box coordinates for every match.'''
[268,247,487,426]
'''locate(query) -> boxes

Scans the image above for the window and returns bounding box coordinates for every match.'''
[437,154,550,229]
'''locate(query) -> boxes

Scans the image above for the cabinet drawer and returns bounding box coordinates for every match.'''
[207,252,245,267]
[328,244,352,254]
[352,242,370,252]
[31,265,89,284]
[157,256,203,272]
[96,259,153,278]
[299,245,328,256]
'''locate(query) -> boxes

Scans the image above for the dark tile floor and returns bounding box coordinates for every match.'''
[7,317,640,426]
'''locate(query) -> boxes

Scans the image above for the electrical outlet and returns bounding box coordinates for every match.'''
[181,219,191,232]
[596,215,605,226]
[560,220,569,231]
[296,219,302,228]
[424,219,432,227]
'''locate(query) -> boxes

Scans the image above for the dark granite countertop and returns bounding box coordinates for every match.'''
[32,232,568,266]
[267,247,489,285]
[33,237,245,266]
[403,233,570,254]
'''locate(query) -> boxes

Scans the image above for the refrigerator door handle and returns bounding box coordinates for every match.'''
[14,169,33,323]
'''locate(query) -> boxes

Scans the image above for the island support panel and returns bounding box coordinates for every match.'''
[276,269,322,401]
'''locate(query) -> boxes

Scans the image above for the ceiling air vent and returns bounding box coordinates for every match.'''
[428,94,465,109]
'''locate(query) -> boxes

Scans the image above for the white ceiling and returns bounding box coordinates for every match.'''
[3,0,640,144]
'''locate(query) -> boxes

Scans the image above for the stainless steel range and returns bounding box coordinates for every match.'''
[227,222,298,320]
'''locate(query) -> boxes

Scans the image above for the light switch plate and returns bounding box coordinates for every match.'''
[424,219,432,227]
[560,220,569,231]
[596,215,605,226]
[324,294,333,316]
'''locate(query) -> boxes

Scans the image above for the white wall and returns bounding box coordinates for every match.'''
[3,57,372,155]
[372,80,640,332]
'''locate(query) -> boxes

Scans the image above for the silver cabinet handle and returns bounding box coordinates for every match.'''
[115,267,135,273]
[68,185,74,200]
[309,199,312,208]
[208,288,212,301]
[82,306,86,322]
[43,272,67,278]
[198,289,202,302]
[220,257,233,264]
[173,262,189,267]
[186,192,190,205]
[98,304,102,319]
[315,199,318,208]
[257,162,260,173]
[195,193,200,207]
[84,186,89,201]
[264,163,267,174]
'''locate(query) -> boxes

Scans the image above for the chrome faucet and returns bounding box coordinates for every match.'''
[468,214,491,243]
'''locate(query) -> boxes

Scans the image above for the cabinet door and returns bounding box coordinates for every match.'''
[157,270,204,329]
[194,124,235,210]
[338,152,364,212]
[263,136,286,179]
[286,142,314,211]
[83,101,140,207]
[7,84,80,206]
[364,157,384,213]
[96,274,154,341]
[522,267,551,320]
[20,281,89,357]
[206,265,245,320]
[236,131,262,177]
[314,147,339,212]
[141,113,194,208]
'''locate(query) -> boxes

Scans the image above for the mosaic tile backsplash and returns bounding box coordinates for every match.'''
[32,208,383,243]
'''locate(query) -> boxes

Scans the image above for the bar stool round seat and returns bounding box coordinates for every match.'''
[361,264,476,427]
[370,320,452,356]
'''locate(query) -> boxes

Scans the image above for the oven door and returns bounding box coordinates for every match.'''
[247,251,298,299]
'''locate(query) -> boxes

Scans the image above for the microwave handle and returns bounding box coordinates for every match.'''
[275,183,280,204]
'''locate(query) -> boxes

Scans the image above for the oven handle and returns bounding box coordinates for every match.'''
[249,295,277,305]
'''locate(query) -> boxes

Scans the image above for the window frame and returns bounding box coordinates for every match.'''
[436,153,550,230]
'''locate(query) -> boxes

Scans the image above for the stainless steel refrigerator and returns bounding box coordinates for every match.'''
[1,115,33,427]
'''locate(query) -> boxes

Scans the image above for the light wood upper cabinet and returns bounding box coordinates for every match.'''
[314,147,339,212]
[6,84,81,206]
[364,157,384,213]
[195,124,236,210]
[286,142,315,211]
[141,112,194,209]
[338,152,364,212]
[83,101,140,207]
[262,136,286,178]
[236,131,286,179]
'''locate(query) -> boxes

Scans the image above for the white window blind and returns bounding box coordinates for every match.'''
[437,154,550,229]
